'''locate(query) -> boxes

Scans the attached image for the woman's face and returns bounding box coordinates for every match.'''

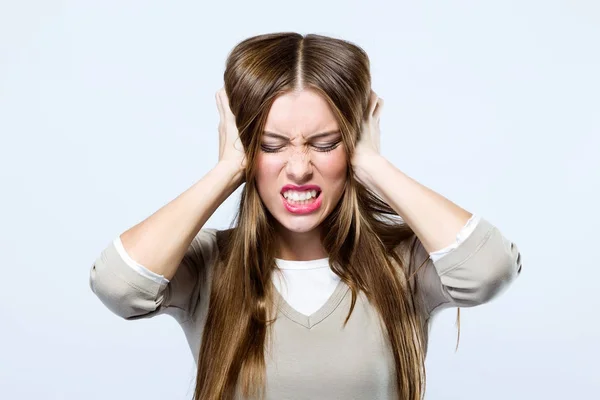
[256,88,348,235]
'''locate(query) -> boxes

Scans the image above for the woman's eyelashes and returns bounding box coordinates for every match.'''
[260,141,341,154]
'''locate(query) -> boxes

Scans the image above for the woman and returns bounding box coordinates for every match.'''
[90,32,522,400]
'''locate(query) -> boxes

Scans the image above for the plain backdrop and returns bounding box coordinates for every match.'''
[1,1,598,399]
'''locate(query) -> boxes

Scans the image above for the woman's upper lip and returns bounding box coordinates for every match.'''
[280,184,322,193]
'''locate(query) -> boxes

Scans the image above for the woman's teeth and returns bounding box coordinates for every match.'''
[282,190,319,204]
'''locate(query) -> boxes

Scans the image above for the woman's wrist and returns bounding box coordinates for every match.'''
[216,159,246,188]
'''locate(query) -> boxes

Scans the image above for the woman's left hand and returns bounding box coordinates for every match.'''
[352,90,384,185]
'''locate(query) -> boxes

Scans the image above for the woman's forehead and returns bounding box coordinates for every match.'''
[265,90,338,137]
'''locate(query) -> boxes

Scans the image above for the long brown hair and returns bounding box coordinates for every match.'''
[194,32,430,400]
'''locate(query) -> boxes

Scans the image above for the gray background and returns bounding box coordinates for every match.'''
[1,1,598,399]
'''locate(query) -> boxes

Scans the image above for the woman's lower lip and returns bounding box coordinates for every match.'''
[281,193,322,214]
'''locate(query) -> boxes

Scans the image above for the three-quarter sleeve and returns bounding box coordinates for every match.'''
[428,214,481,262]
[112,235,171,286]
[407,218,522,317]
[89,228,220,322]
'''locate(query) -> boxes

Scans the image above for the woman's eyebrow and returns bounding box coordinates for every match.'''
[263,130,340,140]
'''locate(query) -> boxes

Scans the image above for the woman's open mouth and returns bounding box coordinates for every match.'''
[280,189,323,214]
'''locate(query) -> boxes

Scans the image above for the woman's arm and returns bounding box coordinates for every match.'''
[353,91,474,252]
[356,155,522,310]
[119,160,242,280]
[372,158,522,315]
[90,161,242,320]
[354,154,472,253]
[353,92,521,311]
[406,217,522,314]
[90,227,220,320]
[90,88,247,319]
[117,87,246,281]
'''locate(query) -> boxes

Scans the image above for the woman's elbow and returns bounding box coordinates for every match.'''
[89,251,164,320]
[472,237,522,305]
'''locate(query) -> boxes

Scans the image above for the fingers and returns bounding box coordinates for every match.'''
[374,98,383,120]
[216,88,224,120]
[368,90,378,116]
[216,88,225,157]
[216,87,237,124]
[368,90,383,120]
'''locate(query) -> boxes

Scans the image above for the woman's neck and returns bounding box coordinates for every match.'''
[275,227,327,261]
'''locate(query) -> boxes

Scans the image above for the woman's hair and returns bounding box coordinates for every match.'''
[194,32,431,400]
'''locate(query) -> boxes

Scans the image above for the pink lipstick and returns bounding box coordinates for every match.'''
[280,184,322,214]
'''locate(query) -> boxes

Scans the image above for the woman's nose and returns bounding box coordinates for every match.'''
[285,149,313,181]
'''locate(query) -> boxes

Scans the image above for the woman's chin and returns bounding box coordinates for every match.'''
[275,214,322,234]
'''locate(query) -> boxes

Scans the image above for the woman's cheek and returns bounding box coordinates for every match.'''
[317,150,347,178]
[256,157,284,195]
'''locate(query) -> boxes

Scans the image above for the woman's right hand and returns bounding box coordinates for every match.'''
[216,87,247,180]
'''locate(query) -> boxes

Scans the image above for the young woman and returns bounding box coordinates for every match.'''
[90,33,522,400]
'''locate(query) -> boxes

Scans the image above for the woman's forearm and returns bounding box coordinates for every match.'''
[354,155,472,253]
[119,160,243,280]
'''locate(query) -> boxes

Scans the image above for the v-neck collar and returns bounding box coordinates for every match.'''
[275,279,350,329]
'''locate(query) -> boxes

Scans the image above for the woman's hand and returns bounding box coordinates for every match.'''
[352,90,385,186]
[216,87,247,181]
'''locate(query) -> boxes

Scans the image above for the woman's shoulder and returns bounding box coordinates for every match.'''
[193,226,238,264]
[388,230,422,264]
[193,227,229,254]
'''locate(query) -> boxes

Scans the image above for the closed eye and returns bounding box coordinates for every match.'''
[260,142,341,153]
[260,145,284,153]
[313,143,340,153]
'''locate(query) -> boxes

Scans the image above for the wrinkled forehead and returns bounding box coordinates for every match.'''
[264,89,339,139]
